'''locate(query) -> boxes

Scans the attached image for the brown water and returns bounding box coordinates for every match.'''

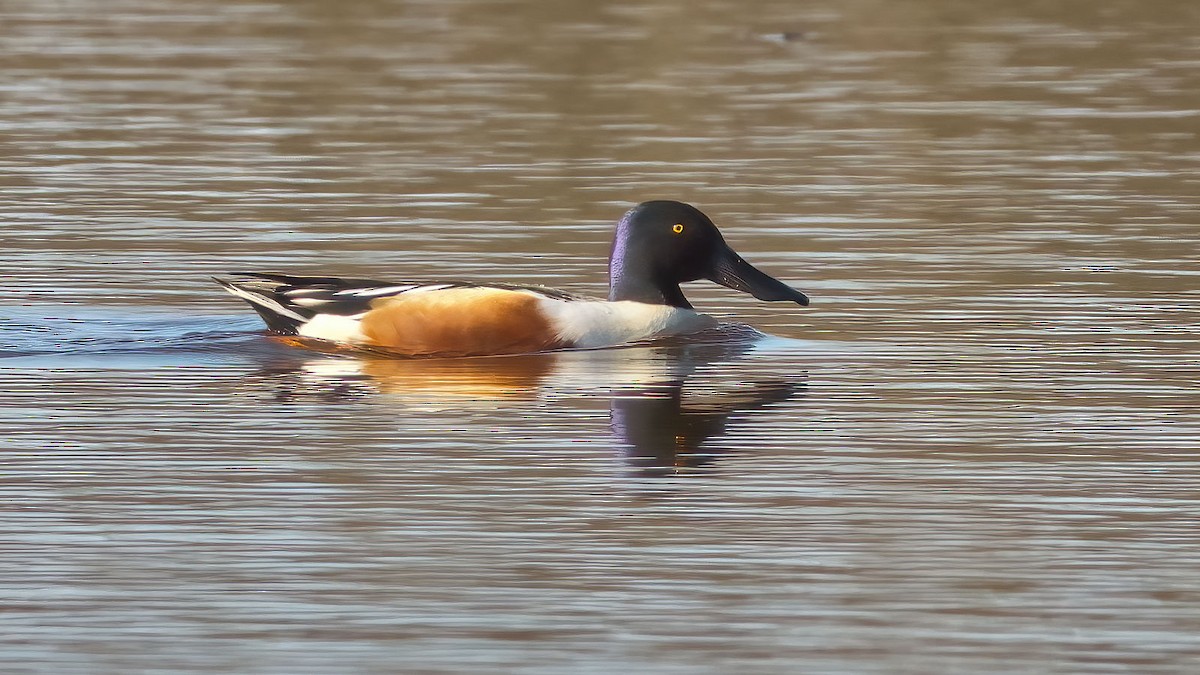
[2,0,1199,672]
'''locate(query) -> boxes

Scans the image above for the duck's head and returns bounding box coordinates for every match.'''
[608,200,810,309]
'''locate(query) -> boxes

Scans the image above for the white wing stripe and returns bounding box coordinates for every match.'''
[225,284,308,322]
[291,298,331,307]
[334,285,417,297]
[331,283,461,298]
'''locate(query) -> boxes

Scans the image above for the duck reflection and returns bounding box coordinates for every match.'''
[611,379,800,475]
[601,338,802,474]
[249,348,555,405]
[250,328,803,473]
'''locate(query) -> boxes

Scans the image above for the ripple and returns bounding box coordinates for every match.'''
[2,0,1199,672]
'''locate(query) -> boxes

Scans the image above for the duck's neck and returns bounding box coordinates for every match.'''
[608,231,692,308]
[608,273,692,308]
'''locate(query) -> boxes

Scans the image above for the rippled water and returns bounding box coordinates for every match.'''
[2,0,1199,672]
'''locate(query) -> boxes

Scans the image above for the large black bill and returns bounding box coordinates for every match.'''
[709,248,810,306]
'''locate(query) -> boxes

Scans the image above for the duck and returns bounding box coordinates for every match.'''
[215,200,809,358]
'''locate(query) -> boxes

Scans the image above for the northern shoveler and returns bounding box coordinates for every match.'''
[215,200,809,357]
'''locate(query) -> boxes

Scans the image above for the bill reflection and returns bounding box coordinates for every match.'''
[610,378,800,476]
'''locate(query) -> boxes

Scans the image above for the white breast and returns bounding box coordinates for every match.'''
[538,298,717,349]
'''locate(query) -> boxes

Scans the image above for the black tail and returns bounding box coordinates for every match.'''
[213,276,311,334]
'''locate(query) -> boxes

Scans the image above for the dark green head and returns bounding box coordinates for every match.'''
[607,200,810,309]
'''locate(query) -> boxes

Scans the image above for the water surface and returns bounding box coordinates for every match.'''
[2,0,1198,672]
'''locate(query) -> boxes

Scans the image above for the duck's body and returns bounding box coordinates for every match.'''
[217,201,809,357]
[217,274,716,357]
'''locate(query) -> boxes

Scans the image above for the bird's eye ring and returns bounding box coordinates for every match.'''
[672,223,684,234]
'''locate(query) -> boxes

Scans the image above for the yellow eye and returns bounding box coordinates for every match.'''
[672,223,684,234]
